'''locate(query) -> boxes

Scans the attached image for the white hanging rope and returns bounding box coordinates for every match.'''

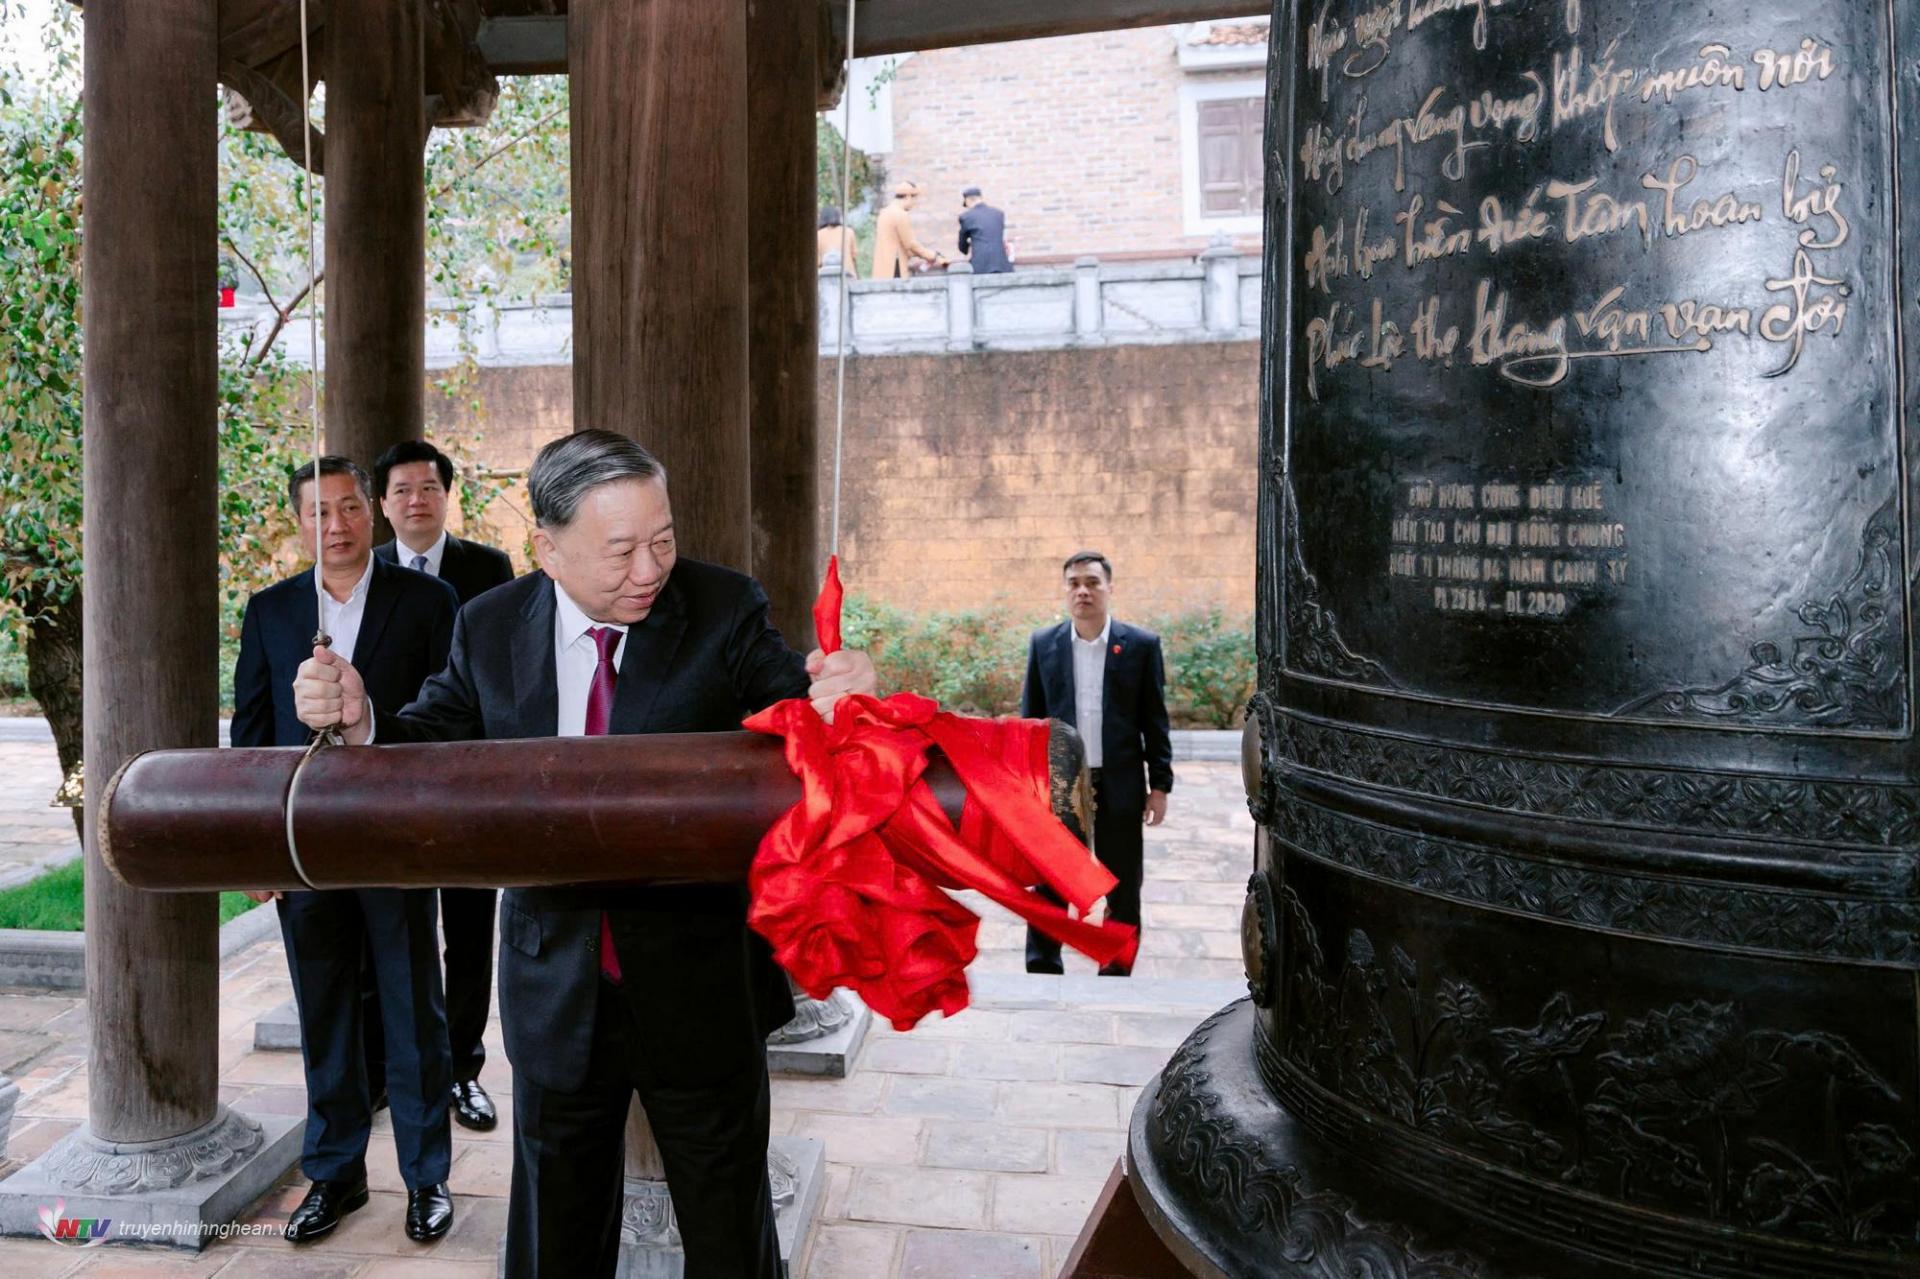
[829,0,858,559]
[297,0,326,644]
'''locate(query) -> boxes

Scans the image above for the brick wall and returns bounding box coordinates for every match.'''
[438,342,1259,620]
[880,28,1266,262]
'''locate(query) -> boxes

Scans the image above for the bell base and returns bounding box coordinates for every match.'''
[1126,1000,1909,1279]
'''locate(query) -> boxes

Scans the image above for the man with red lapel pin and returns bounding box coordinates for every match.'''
[1020,550,1174,976]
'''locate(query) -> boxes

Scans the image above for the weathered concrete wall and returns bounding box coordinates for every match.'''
[818,343,1257,616]
[433,341,1258,618]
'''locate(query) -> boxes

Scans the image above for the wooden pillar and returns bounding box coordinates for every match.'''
[571,0,753,570]
[81,0,221,1144]
[325,0,426,537]
[747,0,821,646]
[570,0,754,1214]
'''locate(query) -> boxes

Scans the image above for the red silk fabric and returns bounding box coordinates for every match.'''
[812,555,844,657]
[745,561,1138,1029]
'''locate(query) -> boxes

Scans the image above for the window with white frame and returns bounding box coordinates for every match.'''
[1179,78,1266,236]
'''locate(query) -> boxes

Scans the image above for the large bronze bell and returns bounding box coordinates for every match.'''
[1126,3,1918,1275]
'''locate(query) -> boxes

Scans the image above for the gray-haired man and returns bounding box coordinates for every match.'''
[293,429,876,1278]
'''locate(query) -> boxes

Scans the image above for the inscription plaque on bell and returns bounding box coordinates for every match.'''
[1284,1,1900,729]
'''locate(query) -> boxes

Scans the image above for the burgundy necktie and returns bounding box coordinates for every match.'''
[586,626,623,983]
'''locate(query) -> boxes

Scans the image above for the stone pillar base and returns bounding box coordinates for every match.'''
[0,1105,302,1251]
[253,997,301,1051]
[497,1136,826,1278]
[263,984,879,1073]
[766,989,871,1078]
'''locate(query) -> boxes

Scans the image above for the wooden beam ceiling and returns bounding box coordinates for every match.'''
[475,14,561,74]
[476,0,1268,75]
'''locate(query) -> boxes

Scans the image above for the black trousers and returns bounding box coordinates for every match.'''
[278,888,453,1189]
[440,886,497,1082]
[503,978,780,1279]
[362,886,496,1090]
[1026,767,1145,973]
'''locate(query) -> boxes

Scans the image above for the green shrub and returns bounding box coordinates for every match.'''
[841,595,1030,717]
[1147,609,1257,729]
[839,594,1255,728]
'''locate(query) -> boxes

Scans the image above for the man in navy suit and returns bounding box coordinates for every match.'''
[231,456,460,1245]
[372,439,516,1133]
[1021,550,1174,976]
[290,430,877,1279]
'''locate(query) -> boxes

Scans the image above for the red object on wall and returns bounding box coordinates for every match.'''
[218,286,236,308]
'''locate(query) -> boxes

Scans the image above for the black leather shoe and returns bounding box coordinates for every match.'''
[1097,961,1132,977]
[284,1177,369,1244]
[450,1079,497,1131]
[405,1182,454,1242]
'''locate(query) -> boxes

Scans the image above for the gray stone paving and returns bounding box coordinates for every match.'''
[0,758,1253,1276]
[0,742,80,892]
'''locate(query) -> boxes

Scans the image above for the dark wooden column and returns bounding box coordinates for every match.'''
[747,0,822,646]
[571,0,753,570]
[81,0,221,1144]
[325,0,426,536]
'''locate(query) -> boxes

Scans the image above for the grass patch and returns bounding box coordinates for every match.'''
[0,859,260,932]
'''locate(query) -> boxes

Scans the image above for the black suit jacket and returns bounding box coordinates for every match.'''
[375,533,515,608]
[371,559,809,1091]
[232,558,458,749]
[958,202,1012,274]
[1021,619,1175,808]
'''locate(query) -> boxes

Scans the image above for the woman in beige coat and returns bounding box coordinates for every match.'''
[870,182,946,279]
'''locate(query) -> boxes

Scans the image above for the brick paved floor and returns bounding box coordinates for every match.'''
[0,760,1253,1276]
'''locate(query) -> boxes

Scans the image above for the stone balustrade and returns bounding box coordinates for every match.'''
[227,238,1261,369]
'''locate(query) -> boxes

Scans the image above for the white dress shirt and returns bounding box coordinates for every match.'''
[320,558,376,665]
[394,529,449,578]
[1070,617,1111,768]
[554,584,629,738]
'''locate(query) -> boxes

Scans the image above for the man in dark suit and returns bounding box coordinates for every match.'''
[373,439,516,1133]
[290,430,877,1279]
[1021,550,1173,976]
[957,185,1013,274]
[231,456,460,1244]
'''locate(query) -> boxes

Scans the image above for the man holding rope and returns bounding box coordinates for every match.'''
[234,457,461,1245]
[292,431,876,1278]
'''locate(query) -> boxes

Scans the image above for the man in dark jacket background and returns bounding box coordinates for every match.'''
[958,185,1013,274]
[373,439,517,1133]
[1020,550,1173,976]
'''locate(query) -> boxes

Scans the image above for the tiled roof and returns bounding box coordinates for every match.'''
[1189,21,1270,47]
